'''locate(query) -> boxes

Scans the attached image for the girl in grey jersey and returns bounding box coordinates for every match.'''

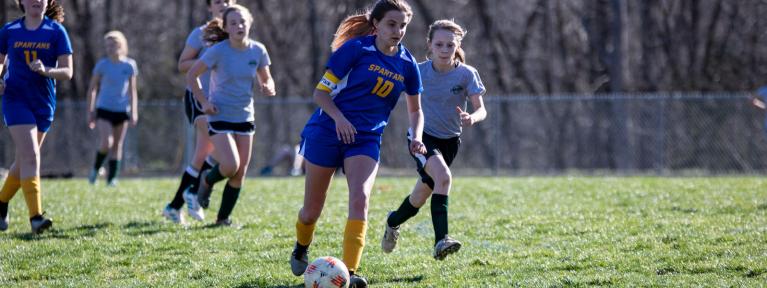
[382,19,487,261]
[187,5,276,226]
[86,31,138,186]
[163,0,234,225]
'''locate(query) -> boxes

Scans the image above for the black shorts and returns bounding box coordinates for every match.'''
[96,108,130,126]
[208,121,255,136]
[408,131,461,190]
[184,90,205,124]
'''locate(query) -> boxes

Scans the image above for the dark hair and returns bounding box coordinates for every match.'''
[427,19,466,63]
[203,5,253,44]
[331,0,413,51]
[17,0,65,23]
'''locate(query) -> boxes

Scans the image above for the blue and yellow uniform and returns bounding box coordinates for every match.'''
[300,35,422,168]
[0,17,72,132]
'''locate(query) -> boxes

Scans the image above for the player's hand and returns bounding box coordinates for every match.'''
[457,106,474,127]
[751,97,766,110]
[334,116,357,144]
[202,102,219,115]
[261,82,276,96]
[29,59,47,76]
[87,111,96,129]
[130,113,138,127]
[410,138,427,155]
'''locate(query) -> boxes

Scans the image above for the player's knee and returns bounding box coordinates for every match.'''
[299,208,321,224]
[349,192,370,212]
[433,170,452,188]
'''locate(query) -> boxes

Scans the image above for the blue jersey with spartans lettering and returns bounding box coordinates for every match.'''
[0,17,73,113]
[303,35,422,137]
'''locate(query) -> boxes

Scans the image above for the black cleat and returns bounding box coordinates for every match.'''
[349,273,368,288]
[290,242,309,276]
[196,170,212,209]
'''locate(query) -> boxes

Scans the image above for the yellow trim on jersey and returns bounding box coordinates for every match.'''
[316,71,340,92]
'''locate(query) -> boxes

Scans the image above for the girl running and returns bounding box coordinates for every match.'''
[86,30,138,187]
[163,0,234,224]
[189,4,276,226]
[381,19,487,261]
[0,0,73,234]
[289,1,425,286]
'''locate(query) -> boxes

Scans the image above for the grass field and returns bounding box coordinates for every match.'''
[0,176,766,287]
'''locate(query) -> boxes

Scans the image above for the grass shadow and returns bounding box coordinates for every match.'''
[232,280,302,288]
[388,275,425,284]
[121,220,174,236]
[4,222,114,241]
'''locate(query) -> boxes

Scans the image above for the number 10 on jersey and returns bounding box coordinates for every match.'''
[371,77,394,98]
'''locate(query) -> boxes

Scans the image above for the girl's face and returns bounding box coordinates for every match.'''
[225,11,250,42]
[209,0,233,19]
[21,0,47,17]
[374,10,410,48]
[429,29,460,65]
[105,38,122,58]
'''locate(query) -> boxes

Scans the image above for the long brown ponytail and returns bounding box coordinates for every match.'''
[427,19,467,63]
[331,0,413,51]
[17,0,65,23]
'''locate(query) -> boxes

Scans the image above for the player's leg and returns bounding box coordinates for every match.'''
[106,119,129,186]
[215,133,252,225]
[89,118,112,184]
[342,155,378,287]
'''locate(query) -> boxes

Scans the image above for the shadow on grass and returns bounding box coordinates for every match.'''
[121,220,175,236]
[388,275,425,284]
[232,280,302,288]
[5,222,113,241]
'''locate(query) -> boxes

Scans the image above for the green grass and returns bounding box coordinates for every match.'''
[1,177,766,287]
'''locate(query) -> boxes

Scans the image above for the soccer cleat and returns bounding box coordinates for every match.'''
[433,235,462,260]
[106,179,118,187]
[381,212,400,253]
[183,188,205,221]
[88,169,98,184]
[162,204,185,225]
[290,242,309,276]
[349,273,368,288]
[30,215,53,234]
[196,170,212,209]
[214,218,232,227]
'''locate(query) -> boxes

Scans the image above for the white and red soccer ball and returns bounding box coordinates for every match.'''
[304,256,350,288]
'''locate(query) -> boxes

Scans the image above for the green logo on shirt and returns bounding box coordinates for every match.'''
[248,60,259,66]
[451,85,464,95]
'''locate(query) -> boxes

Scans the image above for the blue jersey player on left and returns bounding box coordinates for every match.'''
[0,0,73,234]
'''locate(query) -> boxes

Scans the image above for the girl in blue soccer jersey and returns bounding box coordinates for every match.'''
[163,0,234,225]
[381,19,487,261]
[86,31,138,187]
[0,0,73,234]
[187,4,276,227]
[289,1,427,286]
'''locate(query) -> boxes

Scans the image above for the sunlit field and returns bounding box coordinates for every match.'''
[1,177,765,287]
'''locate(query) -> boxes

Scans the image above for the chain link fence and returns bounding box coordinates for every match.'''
[0,92,764,177]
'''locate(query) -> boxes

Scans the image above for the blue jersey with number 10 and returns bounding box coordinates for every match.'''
[0,17,73,111]
[304,35,422,136]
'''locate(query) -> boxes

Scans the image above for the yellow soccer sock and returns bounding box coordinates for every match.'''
[296,219,316,246]
[0,175,21,203]
[21,177,42,218]
[342,219,367,273]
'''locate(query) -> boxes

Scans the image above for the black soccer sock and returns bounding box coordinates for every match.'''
[205,165,226,186]
[0,201,8,219]
[217,182,241,221]
[169,167,199,209]
[387,195,420,228]
[93,151,108,171]
[431,194,449,245]
[107,160,121,183]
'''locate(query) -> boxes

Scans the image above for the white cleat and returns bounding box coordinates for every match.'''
[183,188,205,221]
[381,212,400,253]
[162,205,186,225]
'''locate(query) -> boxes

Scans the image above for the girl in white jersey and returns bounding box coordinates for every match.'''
[86,30,138,187]
[188,4,276,226]
[381,19,487,261]
[163,0,234,225]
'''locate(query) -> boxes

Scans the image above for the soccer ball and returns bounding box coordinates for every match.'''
[304,256,350,288]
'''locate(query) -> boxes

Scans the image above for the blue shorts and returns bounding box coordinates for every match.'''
[2,97,54,132]
[299,126,381,168]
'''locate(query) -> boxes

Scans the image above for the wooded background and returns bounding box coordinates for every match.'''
[2,0,765,99]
